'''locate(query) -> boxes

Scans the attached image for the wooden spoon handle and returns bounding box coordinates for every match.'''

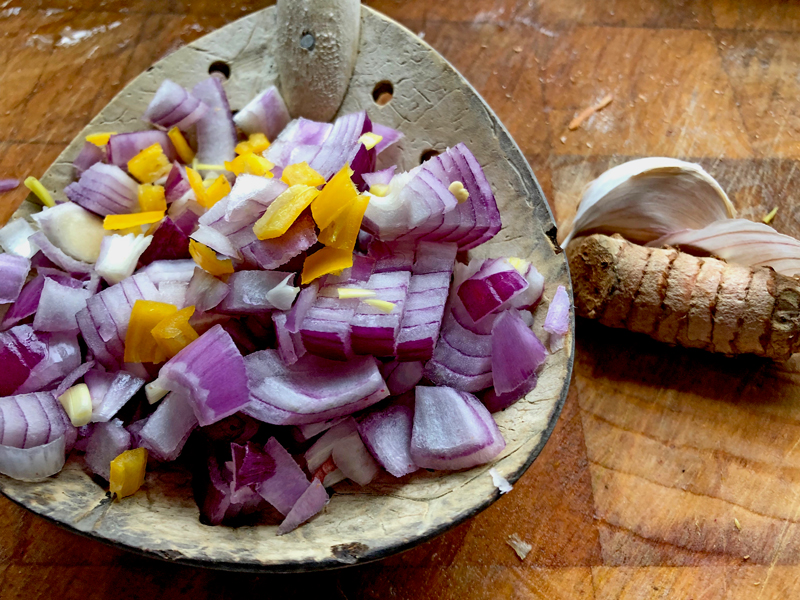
[276,0,361,122]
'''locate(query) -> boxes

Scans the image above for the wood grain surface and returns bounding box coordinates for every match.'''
[1,0,799,597]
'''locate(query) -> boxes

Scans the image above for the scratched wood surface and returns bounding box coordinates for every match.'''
[1,0,800,597]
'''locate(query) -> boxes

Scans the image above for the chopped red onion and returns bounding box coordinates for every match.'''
[156,324,250,426]
[32,278,91,333]
[165,162,191,203]
[0,435,65,482]
[233,85,291,140]
[294,416,345,443]
[272,311,306,365]
[350,271,411,357]
[192,77,237,167]
[410,386,505,470]
[265,118,333,168]
[73,142,105,176]
[396,272,451,362]
[139,259,196,285]
[84,418,131,480]
[305,418,359,473]
[96,234,153,285]
[371,123,404,154]
[156,281,187,309]
[0,254,30,304]
[29,232,93,275]
[230,441,274,491]
[17,332,81,395]
[218,270,294,314]
[107,131,177,167]
[76,308,118,370]
[190,225,240,259]
[331,427,379,486]
[137,217,191,267]
[308,112,372,180]
[457,258,530,324]
[510,262,545,309]
[424,310,494,393]
[358,403,418,478]
[367,240,415,273]
[143,79,209,130]
[64,162,140,216]
[1,275,43,331]
[379,360,424,395]
[244,350,388,426]
[185,267,229,313]
[543,285,570,352]
[285,281,318,334]
[54,360,96,398]
[194,451,235,525]
[139,392,198,461]
[91,370,145,422]
[0,178,20,192]
[0,391,69,450]
[0,325,48,395]
[412,241,458,277]
[240,211,317,270]
[277,478,328,535]
[255,437,311,516]
[361,166,396,189]
[0,218,38,258]
[490,308,546,408]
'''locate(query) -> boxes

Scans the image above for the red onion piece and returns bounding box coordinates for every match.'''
[0,325,48,395]
[543,285,570,351]
[371,123,404,155]
[0,254,30,304]
[244,350,388,426]
[217,270,295,314]
[0,178,20,193]
[165,162,191,203]
[309,111,372,180]
[142,79,209,130]
[367,240,415,273]
[294,416,346,443]
[84,418,131,480]
[350,271,411,357]
[1,275,44,331]
[107,131,177,167]
[139,259,196,286]
[396,272,451,362]
[157,324,250,426]
[194,450,237,525]
[424,309,494,393]
[286,281,318,334]
[361,166,396,188]
[185,267,229,313]
[73,142,105,176]
[64,162,139,216]
[277,478,328,535]
[91,370,145,423]
[16,332,81,395]
[457,258,530,324]
[54,360,96,398]
[0,435,66,481]
[380,360,424,395]
[137,217,191,266]
[510,262,545,309]
[491,308,547,399]
[230,441,274,492]
[272,311,306,365]
[358,403,418,478]
[139,392,198,461]
[410,386,505,470]
[76,308,118,370]
[255,437,311,516]
[33,278,92,334]
[240,211,317,270]
[0,391,68,449]
[0,218,38,258]
[265,118,333,168]
[233,85,291,140]
[331,427,379,486]
[305,418,359,473]
[192,77,237,167]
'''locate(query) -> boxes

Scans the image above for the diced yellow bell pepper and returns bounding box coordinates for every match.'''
[186,166,208,206]
[224,153,274,177]
[137,184,167,213]
[86,132,116,147]
[151,306,199,359]
[318,193,369,252]
[235,132,271,155]
[124,300,178,363]
[203,174,231,208]
[281,162,326,187]
[109,448,148,499]
[253,185,320,240]
[358,132,383,151]
[104,211,165,231]
[127,143,171,184]
[310,164,358,230]
[189,239,234,276]
[301,247,354,284]
[23,176,55,208]
[167,127,196,164]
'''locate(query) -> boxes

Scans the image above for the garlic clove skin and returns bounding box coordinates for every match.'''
[561,157,736,247]
[649,218,800,278]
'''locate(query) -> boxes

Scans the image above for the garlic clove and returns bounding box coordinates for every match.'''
[561,157,735,247]
[649,218,800,277]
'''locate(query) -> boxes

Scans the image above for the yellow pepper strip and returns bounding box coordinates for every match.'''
[281,162,326,187]
[186,167,208,206]
[253,185,320,240]
[301,247,354,285]
[506,257,529,275]
[363,299,396,314]
[202,175,231,209]
[358,132,383,150]
[167,127,196,164]
[57,384,93,427]
[369,183,390,197]
[104,211,165,231]
[338,288,376,299]
[86,132,116,147]
[151,306,199,359]
[189,239,234,276]
[109,448,148,499]
[192,162,229,172]
[124,300,178,363]
[224,153,274,177]
[137,183,167,212]
[235,132,270,155]
[127,143,171,184]
[310,164,358,230]
[23,176,56,208]
[318,193,369,252]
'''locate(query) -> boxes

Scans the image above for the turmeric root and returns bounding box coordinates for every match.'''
[567,234,800,360]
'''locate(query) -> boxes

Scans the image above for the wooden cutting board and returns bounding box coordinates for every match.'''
[2,0,800,597]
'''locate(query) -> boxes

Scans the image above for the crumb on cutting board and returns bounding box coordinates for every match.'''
[507,533,532,560]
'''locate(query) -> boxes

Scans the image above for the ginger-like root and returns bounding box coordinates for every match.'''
[567,234,800,360]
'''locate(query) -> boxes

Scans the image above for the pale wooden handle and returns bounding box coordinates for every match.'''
[276,0,361,122]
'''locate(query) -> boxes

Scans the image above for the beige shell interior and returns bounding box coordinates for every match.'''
[0,5,574,571]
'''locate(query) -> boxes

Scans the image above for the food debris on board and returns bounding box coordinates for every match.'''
[489,467,512,494]
[507,533,532,560]
[0,75,570,535]
[568,94,613,131]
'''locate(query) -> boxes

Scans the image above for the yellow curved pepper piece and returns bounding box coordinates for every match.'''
[203,174,231,208]
[318,193,369,252]
[167,127,196,164]
[369,183,390,197]
[137,184,167,212]
[124,300,178,363]
[224,153,274,177]
[363,299,396,314]
[189,239,234,276]
[301,247,354,285]
[110,448,148,499]
[151,306,198,359]
[281,162,326,187]
[185,166,207,204]
[23,176,56,208]
[128,143,171,183]
[86,132,116,147]
[310,164,357,230]
[104,211,165,231]
[358,132,383,151]
[253,185,320,240]
[235,132,270,155]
